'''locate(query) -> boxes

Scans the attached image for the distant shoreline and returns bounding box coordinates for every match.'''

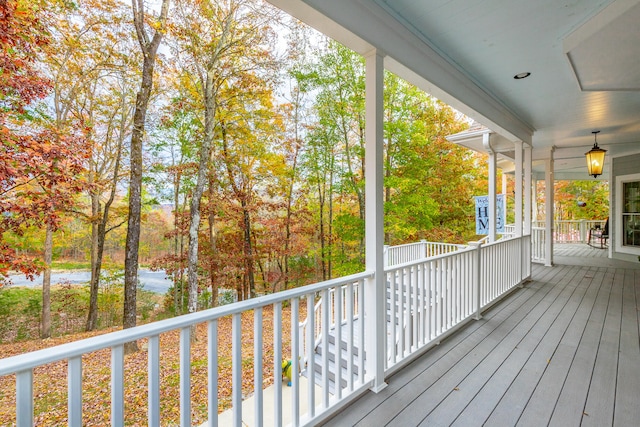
[6,269,172,294]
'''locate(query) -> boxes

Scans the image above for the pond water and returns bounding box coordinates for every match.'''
[6,269,173,294]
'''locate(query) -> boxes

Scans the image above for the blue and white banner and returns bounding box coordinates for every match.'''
[475,194,505,234]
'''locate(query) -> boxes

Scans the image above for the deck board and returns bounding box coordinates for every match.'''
[423,266,579,426]
[581,269,624,426]
[614,270,640,426]
[485,265,595,427]
[453,266,591,426]
[546,268,613,426]
[321,246,640,427]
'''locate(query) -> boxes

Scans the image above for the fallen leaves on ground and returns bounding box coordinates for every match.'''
[0,303,304,426]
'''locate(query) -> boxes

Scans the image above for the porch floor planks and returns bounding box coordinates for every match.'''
[485,265,599,427]
[614,269,640,426]
[423,265,585,426]
[545,267,615,426]
[581,268,625,426]
[451,265,592,427]
[322,260,640,427]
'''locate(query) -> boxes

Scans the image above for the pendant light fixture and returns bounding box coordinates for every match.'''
[585,131,606,178]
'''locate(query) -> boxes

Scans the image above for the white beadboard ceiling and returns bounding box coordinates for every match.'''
[269,0,640,179]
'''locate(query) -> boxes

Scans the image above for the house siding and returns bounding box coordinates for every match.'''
[612,152,640,262]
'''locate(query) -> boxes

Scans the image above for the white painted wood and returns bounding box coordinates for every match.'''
[231,315,241,427]
[254,308,263,427]
[180,327,191,427]
[291,298,300,426]
[208,320,218,427]
[111,344,124,427]
[357,278,365,385]
[68,356,82,427]
[524,144,532,235]
[148,335,160,427]
[306,293,315,416]
[545,150,555,266]
[346,283,355,392]
[515,141,523,237]
[335,284,343,400]
[364,48,386,393]
[321,289,330,409]
[484,133,497,243]
[16,370,33,427]
[273,303,282,426]
[389,268,397,365]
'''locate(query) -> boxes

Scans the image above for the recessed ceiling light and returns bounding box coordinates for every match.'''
[514,72,531,80]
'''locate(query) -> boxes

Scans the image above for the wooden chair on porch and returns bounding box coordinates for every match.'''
[588,218,609,249]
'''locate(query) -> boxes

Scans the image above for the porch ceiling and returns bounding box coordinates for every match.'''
[268,0,640,180]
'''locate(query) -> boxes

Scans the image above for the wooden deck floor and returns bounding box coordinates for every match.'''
[322,245,640,426]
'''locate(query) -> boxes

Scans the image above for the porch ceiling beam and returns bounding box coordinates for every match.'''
[268,0,534,145]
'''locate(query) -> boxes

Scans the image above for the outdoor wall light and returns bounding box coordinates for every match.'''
[585,130,606,178]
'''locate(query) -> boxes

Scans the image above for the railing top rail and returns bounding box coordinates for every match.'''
[0,270,373,376]
[384,245,475,272]
[387,241,465,249]
[480,234,530,248]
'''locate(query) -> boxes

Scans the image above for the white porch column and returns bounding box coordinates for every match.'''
[544,148,554,266]
[524,144,532,234]
[364,49,387,393]
[483,133,497,242]
[514,142,523,236]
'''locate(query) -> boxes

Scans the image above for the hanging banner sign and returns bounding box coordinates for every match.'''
[475,194,505,234]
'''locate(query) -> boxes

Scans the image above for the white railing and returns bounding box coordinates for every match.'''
[383,235,531,373]
[532,219,607,243]
[0,235,534,427]
[0,272,371,427]
[384,240,465,267]
[502,224,516,239]
[531,226,546,264]
[298,241,463,369]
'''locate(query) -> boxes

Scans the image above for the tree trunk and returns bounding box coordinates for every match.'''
[41,223,53,339]
[187,70,216,317]
[86,194,101,331]
[87,135,122,332]
[328,167,334,279]
[241,197,256,298]
[317,182,326,281]
[125,0,169,353]
[173,171,181,314]
[207,181,218,307]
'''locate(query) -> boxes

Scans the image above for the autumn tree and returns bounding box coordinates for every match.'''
[383,74,475,244]
[553,180,609,221]
[1,0,89,340]
[124,0,169,343]
[171,0,280,307]
[149,87,201,314]
[274,20,316,290]
[39,0,135,332]
[0,0,52,284]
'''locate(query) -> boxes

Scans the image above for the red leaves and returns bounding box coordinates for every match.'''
[0,0,52,111]
[0,0,89,283]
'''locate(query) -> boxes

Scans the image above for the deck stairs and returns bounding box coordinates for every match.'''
[302,276,427,394]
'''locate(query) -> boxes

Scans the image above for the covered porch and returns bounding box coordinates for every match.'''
[323,252,640,426]
[2,0,640,426]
